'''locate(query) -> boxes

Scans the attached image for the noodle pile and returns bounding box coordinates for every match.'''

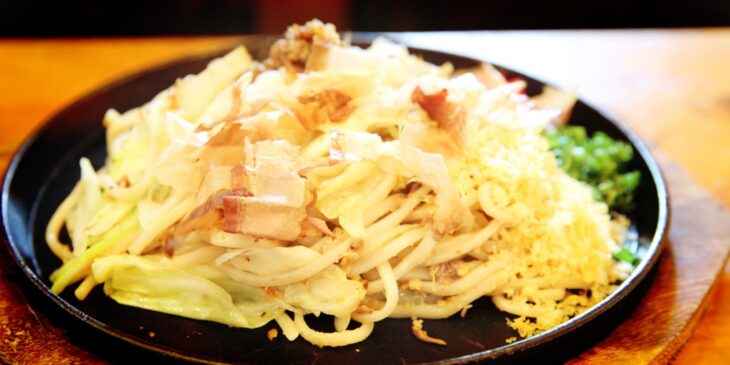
[46,20,632,347]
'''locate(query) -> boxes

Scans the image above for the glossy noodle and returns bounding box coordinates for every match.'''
[46,20,633,347]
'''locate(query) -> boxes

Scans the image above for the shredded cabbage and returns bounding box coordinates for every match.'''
[46,20,635,347]
[93,255,280,328]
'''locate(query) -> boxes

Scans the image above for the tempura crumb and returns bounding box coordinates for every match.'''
[411,318,447,346]
[267,328,278,341]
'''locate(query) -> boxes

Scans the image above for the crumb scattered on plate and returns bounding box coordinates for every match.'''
[268,328,278,341]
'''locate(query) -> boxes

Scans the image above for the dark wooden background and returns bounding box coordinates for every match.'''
[2,0,730,37]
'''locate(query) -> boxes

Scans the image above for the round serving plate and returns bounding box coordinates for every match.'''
[1,36,668,364]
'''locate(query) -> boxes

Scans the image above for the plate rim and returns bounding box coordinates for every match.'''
[1,38,670,364]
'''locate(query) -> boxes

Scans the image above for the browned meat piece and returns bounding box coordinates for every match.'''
[295,89,354,129]
[222,196,306,241]
[411,87,466,148]
[266,19,344,73]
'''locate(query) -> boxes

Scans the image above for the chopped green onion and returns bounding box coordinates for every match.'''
[544,126,641,211]
[613,247,639,265]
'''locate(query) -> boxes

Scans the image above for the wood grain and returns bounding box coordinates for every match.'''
[568,155,730,364]
[674,266,730,363]
[1,30,729,364]
[0,251,105,364]
[0,37,241,166]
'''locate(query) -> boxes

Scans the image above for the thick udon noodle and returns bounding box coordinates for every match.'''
[46,20,631,347]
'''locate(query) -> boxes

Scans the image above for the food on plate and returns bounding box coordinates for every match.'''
[46,19,638,347]
[544,125,640,211]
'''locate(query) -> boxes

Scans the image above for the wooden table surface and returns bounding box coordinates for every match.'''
[1,29,729,364]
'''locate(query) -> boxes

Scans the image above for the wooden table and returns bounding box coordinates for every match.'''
[1,30,729,364]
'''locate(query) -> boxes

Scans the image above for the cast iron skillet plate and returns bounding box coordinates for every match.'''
[2,37,668,364]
